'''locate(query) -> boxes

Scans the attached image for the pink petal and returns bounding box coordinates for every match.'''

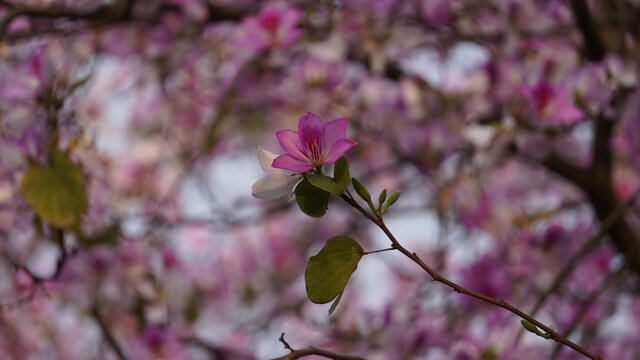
[272,154,315,172]
[276,130,307,161]
[323,118,348,150]
[297,112,324,145]
[323,138,357,164]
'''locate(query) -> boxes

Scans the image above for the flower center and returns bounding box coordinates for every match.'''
[305,139,323,163]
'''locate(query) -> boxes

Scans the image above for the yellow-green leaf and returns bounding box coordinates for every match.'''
[305,236,363,304]
[20,151,86,227]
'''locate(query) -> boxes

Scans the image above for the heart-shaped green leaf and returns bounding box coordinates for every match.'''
[20,151,87,227]
[295,178,329,218]
[305,236,363,304]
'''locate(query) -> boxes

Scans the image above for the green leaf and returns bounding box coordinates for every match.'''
[305,236,364,304]
[383,191,402,213]
[306,158,350,195]
[306,173,345,194]
[333,157,350,190]
[520,320,551,339]
[295,178,329,218]
[20,150,87,227]
[328,292,343,316]
[351,177,371,202]
[378,189,387,206]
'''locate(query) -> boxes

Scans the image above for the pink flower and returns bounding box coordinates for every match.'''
[272,113,357,172]
[522,81,584,126]
[238,6,303,52]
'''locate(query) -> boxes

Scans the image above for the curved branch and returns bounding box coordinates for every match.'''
[529,187,640,317]
[339,194,603,360]
[271,333,366,360]
[92,306,128,360]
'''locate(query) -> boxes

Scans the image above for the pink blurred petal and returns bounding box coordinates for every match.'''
[272,154,314,172]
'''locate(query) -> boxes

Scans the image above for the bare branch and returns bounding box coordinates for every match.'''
[339,194,603,360]
[92,306,128,360]
[271,333,366,360]
[570,0,606,61]
[549,269,624,360]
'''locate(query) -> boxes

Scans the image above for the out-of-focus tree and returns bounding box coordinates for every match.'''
[0,0,639,359]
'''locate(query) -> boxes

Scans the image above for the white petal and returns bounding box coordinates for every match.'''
[252,173,302,200]
[257,147,280,174]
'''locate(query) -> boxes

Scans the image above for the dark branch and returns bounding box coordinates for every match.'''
[541,152,592,193]
[92,306,128,360]
[570,0,605,61]
[272,333,365,360]
[549,269,623,359]
[531,187,640,316]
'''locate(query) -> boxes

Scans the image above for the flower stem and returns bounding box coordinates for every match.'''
[362,247,395,255]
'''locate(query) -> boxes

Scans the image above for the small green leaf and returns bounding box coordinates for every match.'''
[295,178,329,217]
[328,292,343,316]
[378,189,387,206]
[333,157,350,189]
[306,158,350,195]
[20,150,87,227]
[520,320,551,339]
[383,191,402,213]
[351,177,371,202]
[305,236,364,304]
[306,173,345,194]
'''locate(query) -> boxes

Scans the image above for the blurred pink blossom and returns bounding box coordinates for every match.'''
[237,6,303,52]
[522,81,584,126]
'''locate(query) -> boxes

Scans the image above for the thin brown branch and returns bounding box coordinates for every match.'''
[549,269,623,360]
[0,228,69,285]
[529,187,640,317]
[181,336,255,359]
[339,194,603,360]
[271,333,366,360]
[92,306,128,360]
[0,0,135,36]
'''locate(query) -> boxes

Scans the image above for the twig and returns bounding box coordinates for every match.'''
[181,336,255,358]
[279,332,295,353]
[362,247,395,255]
[549,269,623,359]
[272,333,366,360]
[528,187,640,317]
[92,306,128,360]
[338,194,603,360]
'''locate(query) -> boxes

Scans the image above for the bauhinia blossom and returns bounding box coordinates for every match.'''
[522,80,584,126]
[238,6,303,52]
[252,147,303,200]
[272,112,357,172]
